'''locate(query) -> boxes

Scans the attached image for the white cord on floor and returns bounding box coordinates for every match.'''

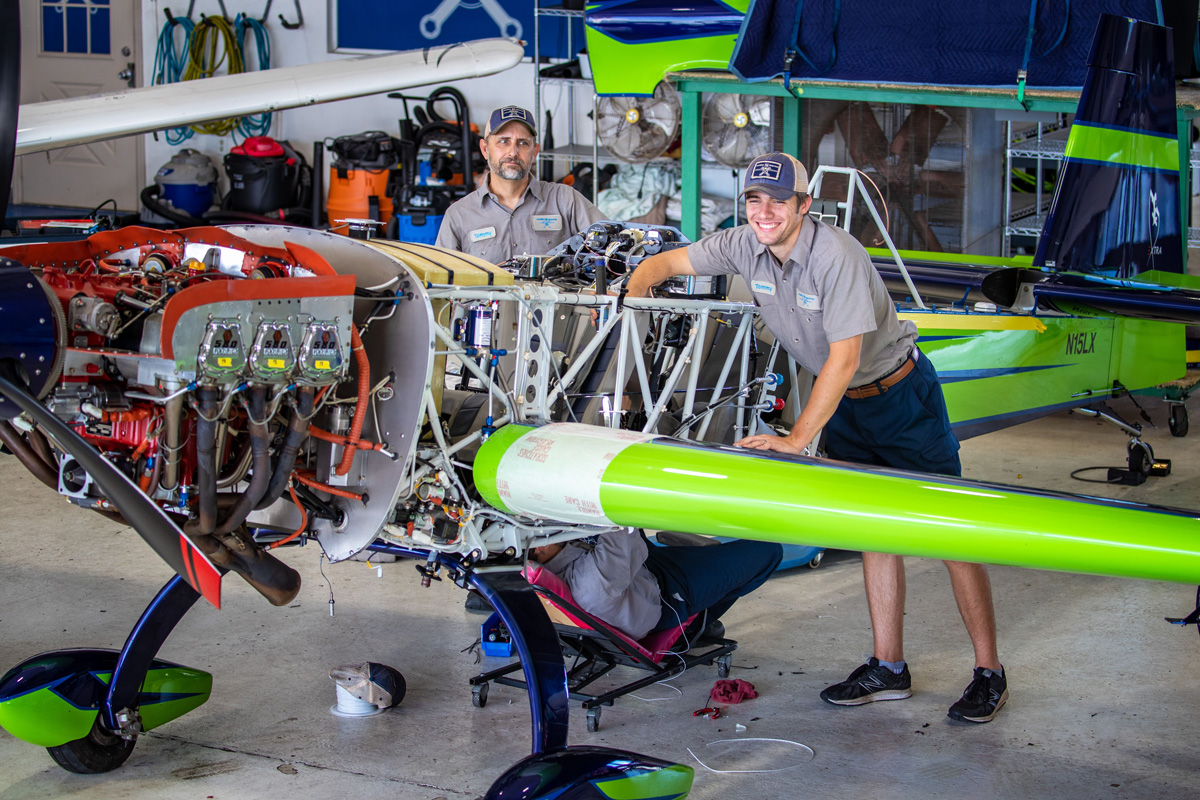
[687,737,815,774]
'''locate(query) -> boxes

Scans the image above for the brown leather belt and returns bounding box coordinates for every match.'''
[845,353,916,399]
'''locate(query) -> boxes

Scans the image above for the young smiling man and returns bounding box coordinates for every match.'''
[435,105,603,262]
[624,152,1008,724]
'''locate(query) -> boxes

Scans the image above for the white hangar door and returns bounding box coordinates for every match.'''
[15,0,143,211]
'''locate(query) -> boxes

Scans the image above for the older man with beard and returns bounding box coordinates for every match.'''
[435,105,604,262]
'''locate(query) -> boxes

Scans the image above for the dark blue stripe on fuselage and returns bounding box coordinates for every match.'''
[1059,156,1179,176]
[587,0,743,45]
[951,396,1103,440]
[937,364,1067,384]
[915,334,977,343]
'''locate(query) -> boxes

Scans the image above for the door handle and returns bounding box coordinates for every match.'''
[117,62,135,88]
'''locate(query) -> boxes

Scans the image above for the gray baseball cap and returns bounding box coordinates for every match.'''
[740,152,809,200]
[484,106,537,138]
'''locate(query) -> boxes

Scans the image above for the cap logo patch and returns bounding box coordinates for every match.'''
[501,107,528,122]
[749,160,782,182]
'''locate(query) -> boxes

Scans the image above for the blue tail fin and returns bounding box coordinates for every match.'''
[1034,14,1181,278]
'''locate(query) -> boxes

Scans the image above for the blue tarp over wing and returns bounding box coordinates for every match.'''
[730,0,1164,88]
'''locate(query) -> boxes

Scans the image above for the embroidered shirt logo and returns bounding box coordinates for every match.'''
[532,215,562,232]
[796,289,821,311]
[751,280,776,296]
[470,226,497,242]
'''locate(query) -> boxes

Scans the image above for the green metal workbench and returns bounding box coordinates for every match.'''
[669,70,1200,261]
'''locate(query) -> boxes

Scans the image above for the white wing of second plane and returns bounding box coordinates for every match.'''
[15,38,523,155]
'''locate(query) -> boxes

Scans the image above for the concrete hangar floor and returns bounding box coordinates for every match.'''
[2,394,1200,800]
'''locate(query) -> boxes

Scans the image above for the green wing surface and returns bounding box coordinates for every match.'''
[476,423,1200,584]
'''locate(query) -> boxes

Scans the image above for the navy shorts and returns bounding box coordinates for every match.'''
[823,350,961,477]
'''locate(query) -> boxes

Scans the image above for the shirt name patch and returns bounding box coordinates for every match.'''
[532,215,562,232]
[470,226,497,242]
[796,289,821,311]
[751,280,776,296]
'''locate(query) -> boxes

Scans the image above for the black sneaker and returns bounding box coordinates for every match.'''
[820,658,912,706]
[464,591,491,613]
[948,667,1008,723]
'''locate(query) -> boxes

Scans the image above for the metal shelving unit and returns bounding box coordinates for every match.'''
[1002,117,1069,257]
[533,4,610,203]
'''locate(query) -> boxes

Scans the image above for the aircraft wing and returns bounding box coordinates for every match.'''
[475,423,1200,585]
[15,38,523,155]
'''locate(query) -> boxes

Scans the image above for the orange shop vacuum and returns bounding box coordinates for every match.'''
[324,132,400,236]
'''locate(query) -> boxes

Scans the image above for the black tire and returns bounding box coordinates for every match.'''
[1128,442,1153,475]
[717,654,732,679]
[1169,405,1189,438]
[586,706,601,733]
[472,682,489,708]
[47,720,136,774]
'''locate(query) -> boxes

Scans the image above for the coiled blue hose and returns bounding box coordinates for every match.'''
[152,15,195,144]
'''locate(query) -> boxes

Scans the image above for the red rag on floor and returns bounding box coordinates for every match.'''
[710,678,757,704]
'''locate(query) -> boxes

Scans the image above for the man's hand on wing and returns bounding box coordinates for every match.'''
[734,433,808,455]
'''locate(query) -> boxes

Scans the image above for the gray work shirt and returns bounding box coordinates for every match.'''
[435,174,604,263]
[688,217,916,386]
[542,531,662,641]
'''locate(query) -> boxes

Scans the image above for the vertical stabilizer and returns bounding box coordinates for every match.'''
[1034,14,1180,278]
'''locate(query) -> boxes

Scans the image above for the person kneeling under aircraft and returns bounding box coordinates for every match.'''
[528,530,783,644]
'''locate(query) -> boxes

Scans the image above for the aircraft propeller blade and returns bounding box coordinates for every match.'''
[0,360,223,608]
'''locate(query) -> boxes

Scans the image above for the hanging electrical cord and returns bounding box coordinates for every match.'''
[152,13,196,145]
[183,15,245,137]
[235,13,273,139]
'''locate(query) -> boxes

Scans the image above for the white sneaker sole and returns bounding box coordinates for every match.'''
[822,687,913,706]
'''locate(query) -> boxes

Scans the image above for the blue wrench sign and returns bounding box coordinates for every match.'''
[335,0,574,58]
[421,0,522,40]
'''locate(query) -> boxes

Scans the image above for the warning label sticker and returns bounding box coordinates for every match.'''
[495,423,656,524]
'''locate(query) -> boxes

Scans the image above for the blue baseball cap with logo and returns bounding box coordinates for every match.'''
[484,106,538,138]
[740,152,809,201]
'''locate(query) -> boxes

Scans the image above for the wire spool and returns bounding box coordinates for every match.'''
[330,684,385,718]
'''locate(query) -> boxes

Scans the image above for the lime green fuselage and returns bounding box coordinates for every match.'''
[905,308,1184,438]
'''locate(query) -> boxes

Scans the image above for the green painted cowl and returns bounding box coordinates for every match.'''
[0,649,211,747]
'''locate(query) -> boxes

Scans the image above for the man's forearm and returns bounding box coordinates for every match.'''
[626,249,693,297]
[784,337,862,452]
[786,366,854,451]
[625,258,669,297]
